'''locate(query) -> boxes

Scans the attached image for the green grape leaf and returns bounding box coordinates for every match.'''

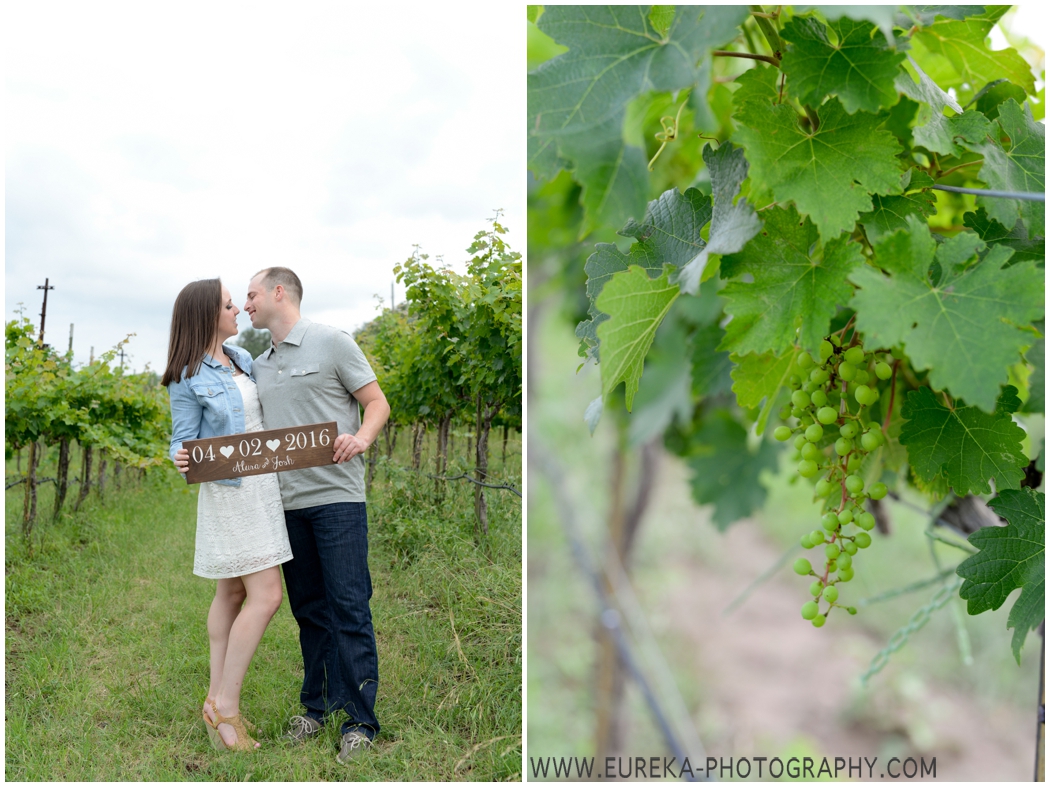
[686,412,781,530]
[797,5,899,43]
[957,487,1045,663]
[781,16,905,114]
[851,216,1045,412]
[675,142,762,294]
[733,67,904,240]
[528,5,749,229]
[729,348,797,410]
[577,187,712,359]
[691,322,733,399]
[627,349,692,446]
[963,207,1044,268]
[970,79,1029,119]
[896,57,994,156]
[899,385,1028,494]
[859,170,938,242]
[1024,320,1044,414]
[719,206,864,356]
[914,17,1036,95]
[905,6,988,26]
[595,265,680,410]
[969,100,1045,239]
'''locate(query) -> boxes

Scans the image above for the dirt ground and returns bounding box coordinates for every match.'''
[621,459,1039,781]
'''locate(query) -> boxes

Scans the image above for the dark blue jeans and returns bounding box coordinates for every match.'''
[282,502,379,738]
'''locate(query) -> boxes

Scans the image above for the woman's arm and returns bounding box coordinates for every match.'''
[168,378,204,465]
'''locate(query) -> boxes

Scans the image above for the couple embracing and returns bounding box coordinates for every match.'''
[161,268,389,764]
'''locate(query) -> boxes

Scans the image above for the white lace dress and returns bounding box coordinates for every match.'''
[193,372,293,579]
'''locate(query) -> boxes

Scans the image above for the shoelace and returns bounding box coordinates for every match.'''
[288,716,316,737]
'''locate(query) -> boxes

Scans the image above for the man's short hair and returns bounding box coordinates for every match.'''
[255,267,303,305]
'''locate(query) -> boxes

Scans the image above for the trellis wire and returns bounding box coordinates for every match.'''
[930,184,1045,201]
[860,577,964,686]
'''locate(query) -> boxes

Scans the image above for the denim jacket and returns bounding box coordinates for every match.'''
[167,344,256,487]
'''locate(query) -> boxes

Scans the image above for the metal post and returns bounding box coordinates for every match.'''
[36,278,55,346]
[391,281,395,310]
[68,323,74,353]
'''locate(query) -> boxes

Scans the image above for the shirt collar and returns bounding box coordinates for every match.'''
[201,347,233,368]
[264,318,310,356]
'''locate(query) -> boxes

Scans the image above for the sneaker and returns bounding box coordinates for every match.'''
[283,715,322,743]
[336,729,373,764]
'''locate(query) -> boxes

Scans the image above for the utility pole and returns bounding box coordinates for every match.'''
[37,278,55,347]
[119,347,125,371]
[391,281,395,311]
[69,323,74,353]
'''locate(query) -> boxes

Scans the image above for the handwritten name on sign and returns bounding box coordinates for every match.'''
[184,422,339,484]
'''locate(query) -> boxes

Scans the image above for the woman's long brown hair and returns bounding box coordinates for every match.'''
[161,279,222,386]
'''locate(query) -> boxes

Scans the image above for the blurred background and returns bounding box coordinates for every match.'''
[527,4,1045,780]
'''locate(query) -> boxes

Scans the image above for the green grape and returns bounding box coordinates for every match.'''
[794,435,808,450]
[855,532,872,549]
[817,407,838,424]
[854,385,872,405]
[854,370,870,385]
[837,508,854,525]
[809,580,824,597]
[827,558,838,572]
[845,474,864,494]
[798,353,814,371]
[842,540,858,555]
[800,533,813,548]
[810,389,828,407]
[797,460,819,478]
[875,362,893,380]
[804,380,820,393]
[821,512,839,531]
[860,430,881,451]
[837,566,855,582]
[810,368,830,384]
[791,450,802,462]
[868,481,888,499]
[779,405,792,420]
[837,552,852,570]
[823,585,839,603]
[809,529,826,545]
[794,558,813,575]
[838,361,856,381]
[834,437,852,456]
[801,601,819,620]
[791,407,805,418]
[819,340,834,360]
[805,424,824,442]
[856,512,876,531]
[829,334,842,347]
[825,542,841,560]
[891,346,905,359]
[846,606,858,615]
[774,425,793,442]
[839,422,858,439]
[812,614,827,628]
[789,374,801,388]
[814,478,833,497]
[846,454,862,473]
[801,442,821,461]
[844,345,865,365]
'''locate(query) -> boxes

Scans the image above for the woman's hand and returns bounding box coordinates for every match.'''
[173,448,190,475]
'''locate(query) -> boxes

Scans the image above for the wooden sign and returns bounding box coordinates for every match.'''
[184,422,338,484]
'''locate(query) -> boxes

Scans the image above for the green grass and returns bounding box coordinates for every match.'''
[6,430,521,781]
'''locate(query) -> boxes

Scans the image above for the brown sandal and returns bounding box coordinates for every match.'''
[204,699,259,751]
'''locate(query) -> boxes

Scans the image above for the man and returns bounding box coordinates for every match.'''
[244,267,390,764]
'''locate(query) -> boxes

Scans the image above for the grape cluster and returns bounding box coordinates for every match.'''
[773,335,893,627]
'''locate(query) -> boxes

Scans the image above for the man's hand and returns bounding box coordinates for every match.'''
[332,433,370,464]
[173,448,189,475]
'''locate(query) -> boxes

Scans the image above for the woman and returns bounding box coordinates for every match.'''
[162,278,292,751]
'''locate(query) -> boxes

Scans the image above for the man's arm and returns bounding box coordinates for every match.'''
[332,380,391,464]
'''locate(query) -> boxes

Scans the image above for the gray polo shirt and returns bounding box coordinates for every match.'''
[253,318,377,509]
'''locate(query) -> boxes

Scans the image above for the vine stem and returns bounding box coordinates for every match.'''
[883,360,900,433]
[935,159,983,179]
[712,50,780,66]
[837,315,856,342]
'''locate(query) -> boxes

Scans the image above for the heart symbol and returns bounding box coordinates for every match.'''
[266,439,281,452]
[219,445,235,459]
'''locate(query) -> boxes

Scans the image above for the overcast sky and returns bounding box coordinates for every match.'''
[6,2,523,373]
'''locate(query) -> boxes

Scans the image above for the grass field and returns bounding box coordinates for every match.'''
[6,428,521,781]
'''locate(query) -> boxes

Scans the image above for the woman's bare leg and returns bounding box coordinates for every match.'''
[204,578,246,721]
[208,566,283,747]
